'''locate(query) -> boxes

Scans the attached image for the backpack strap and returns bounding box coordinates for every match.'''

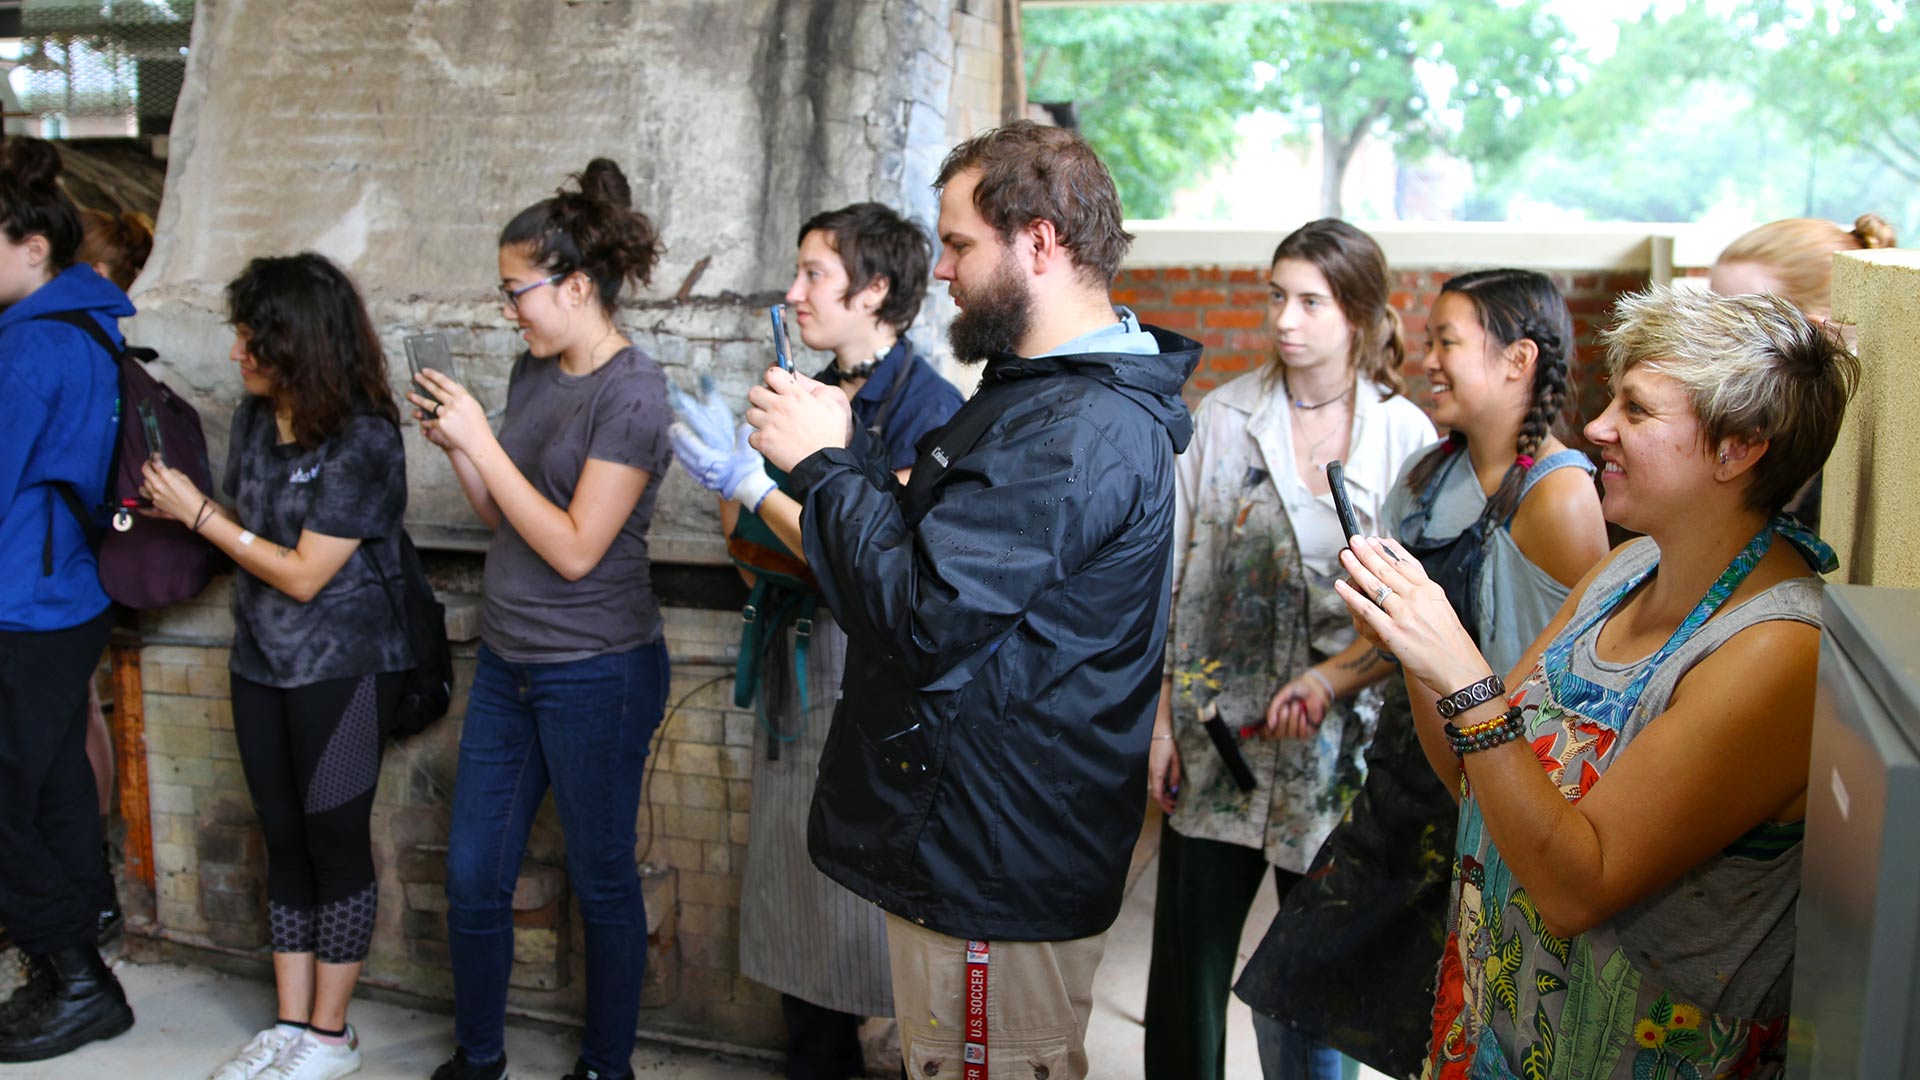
[30,310,156,363]
[32,312,136,576]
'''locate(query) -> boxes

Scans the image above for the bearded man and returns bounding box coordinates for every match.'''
[743,121,1201,1080]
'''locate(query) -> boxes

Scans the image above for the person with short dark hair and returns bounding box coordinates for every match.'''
[1339,285,1856,1077]
[0,135,135,1066]
[744,121,1202,1079]
[673,199,962,1079]
[140,252,409,1080]
[409,158,674,1080]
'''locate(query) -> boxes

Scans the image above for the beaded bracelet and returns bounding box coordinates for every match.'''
[1435,674,1505,720]
[1444,706,1526,755]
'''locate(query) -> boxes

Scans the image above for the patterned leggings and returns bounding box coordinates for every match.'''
[231,670,401,964]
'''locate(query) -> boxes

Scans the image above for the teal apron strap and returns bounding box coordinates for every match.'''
[792,598,817,711]
[733,577,773,709]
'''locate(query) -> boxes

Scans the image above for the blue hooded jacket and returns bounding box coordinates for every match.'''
[0,264,132,631]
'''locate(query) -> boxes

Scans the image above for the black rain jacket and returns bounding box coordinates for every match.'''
[790,325,1202,942]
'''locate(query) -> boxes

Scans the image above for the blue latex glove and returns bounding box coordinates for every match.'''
[667,374,737,454]
[671,420,776,511]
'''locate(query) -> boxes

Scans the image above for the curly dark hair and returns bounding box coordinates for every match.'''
[226,253,398,449]
[500,158,663,312]
[797,202,932,335]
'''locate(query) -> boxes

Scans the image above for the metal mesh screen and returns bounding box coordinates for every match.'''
[16,0,194,137]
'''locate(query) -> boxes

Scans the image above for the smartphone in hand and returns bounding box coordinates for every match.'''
[769,304,794,373]
[138,404,166,463]
[1326,459,1362,545]
[403,332,455,384]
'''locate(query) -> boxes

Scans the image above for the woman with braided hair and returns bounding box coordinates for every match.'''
[1234,270,1608,1079]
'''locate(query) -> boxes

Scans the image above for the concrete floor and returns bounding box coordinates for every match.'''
[3,818,1388,1079]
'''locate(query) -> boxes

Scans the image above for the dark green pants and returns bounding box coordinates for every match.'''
[1143,821,1303,1080]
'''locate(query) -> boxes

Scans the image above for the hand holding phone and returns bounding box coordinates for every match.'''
[1326,459,1362,545]
[403,333,455,384]
[770,304,794,373]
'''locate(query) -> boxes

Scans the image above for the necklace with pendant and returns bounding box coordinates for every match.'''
[1286,373,1353,469]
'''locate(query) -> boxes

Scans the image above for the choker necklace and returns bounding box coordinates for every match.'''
[834,345,893,384]
[1283,373,1353,411]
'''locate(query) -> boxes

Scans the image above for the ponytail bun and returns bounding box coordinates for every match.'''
[0,136,82,265]
[1852,212,1896,250]
[0,135,64,190]
[576,158,632,211]
[500,157,664,310]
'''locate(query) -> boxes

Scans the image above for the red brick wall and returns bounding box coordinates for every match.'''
[1114,266,1655,441]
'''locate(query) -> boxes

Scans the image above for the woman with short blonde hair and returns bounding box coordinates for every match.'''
[1339,285,1854,1078]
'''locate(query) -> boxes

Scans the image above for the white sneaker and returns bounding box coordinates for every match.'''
[209,1027,301,1080]
[260,1027,363,1080]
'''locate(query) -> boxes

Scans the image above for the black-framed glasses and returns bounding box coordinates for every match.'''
[498,273,565,310]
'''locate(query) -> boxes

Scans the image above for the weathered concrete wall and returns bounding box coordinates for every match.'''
[130,0,966,560]
[1824,249,1920,588]
[122,0,1014,1057]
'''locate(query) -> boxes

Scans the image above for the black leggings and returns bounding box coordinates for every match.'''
[231,670,400,964]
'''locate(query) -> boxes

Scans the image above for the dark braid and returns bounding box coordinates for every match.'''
[1409,270,1579,523]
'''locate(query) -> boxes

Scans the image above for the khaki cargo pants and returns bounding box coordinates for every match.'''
[885,913,1108,1080]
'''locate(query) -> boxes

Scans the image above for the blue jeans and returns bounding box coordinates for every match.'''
[445,642,668,1075]
[1252,1010,1349,1080]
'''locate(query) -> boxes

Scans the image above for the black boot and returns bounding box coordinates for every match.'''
[0,945,133,1062]
[0,954,54,1028]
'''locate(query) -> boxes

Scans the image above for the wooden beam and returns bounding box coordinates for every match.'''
[110,637,154,892]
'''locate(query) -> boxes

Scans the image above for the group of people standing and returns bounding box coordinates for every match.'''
[0,114,1893,1080]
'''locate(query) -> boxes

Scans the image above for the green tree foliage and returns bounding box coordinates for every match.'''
[1245,2,1576,216]
[1749,0,1920,187]
[1475,0,1916,231]
[1023,4,1264,219]
[1023,1,1577,219]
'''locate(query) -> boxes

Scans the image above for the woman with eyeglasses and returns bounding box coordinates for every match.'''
[407,158,675,1080]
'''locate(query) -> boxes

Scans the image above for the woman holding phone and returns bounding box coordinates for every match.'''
[1234,270,1609,1079]
[409,159,673,1080]
[1142,220,1435,1080]
[674,201,961,1079]
[141,253,408,1080]
[1338,286,1852,1077]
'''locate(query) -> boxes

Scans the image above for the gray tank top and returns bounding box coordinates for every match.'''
[1559,537,1821,1017]
[1429,535,1825,1079]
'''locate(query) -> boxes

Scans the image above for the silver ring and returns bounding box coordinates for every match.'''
[1375,585,1394,608]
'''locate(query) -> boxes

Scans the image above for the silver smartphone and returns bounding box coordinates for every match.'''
[770,304,794,373]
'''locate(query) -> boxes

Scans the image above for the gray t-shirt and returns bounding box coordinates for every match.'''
[224,397,411,688]
[480,346,673,662]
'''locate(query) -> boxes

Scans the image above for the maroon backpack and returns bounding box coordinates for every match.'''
[38,310,217,610]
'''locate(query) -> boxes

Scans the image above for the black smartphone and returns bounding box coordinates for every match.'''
[769,304,794,373]
[1326,459,1362,544]
[1199,699,1257,793]
[403,333,455,383]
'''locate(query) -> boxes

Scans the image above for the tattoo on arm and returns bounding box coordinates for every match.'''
[275,545,293,559]
[1371,647,1399,667]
